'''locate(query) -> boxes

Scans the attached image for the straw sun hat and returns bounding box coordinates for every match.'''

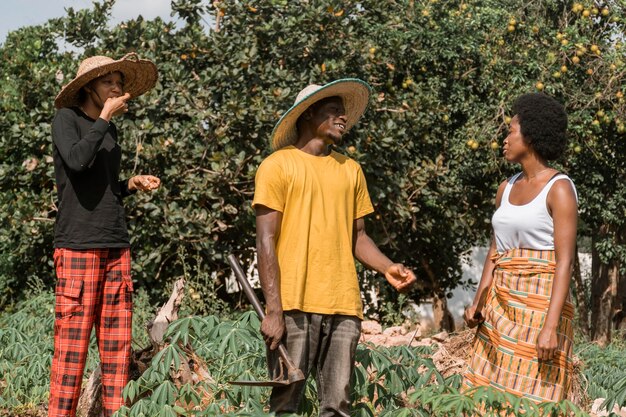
[271,78,371,150]
[54,53,158,109]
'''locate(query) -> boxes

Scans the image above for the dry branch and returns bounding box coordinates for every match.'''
[148,278,186,346]
[76,278,189,417]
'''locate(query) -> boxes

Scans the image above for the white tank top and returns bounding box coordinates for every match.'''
[492,172,577,253]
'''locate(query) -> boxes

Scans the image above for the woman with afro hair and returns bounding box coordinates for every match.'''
[462,93,578,403]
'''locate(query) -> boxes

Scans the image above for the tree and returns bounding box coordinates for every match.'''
[1,0,624,338]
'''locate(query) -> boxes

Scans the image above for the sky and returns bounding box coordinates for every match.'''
[0,0,175,44]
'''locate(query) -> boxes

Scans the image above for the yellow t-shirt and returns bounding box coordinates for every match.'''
[252,146,374,319]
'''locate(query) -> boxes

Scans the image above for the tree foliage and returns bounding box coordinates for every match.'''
[0,0,625,337]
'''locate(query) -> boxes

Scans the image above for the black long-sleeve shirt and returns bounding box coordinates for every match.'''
[52,107,134,249]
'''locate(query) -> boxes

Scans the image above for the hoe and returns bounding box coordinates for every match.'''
[227,254,306,387]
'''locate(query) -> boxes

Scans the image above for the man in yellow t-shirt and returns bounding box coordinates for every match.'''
[253,78,416,416]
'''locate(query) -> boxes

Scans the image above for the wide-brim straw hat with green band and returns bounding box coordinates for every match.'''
[270,78,371,150]
[54,53,158,109]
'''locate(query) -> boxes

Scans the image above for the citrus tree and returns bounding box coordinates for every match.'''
[1,0,625,339]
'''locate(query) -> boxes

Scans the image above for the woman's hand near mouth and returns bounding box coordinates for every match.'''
[101,92,131,121]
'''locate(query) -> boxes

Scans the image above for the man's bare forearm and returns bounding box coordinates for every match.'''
[354,232,393,274]
[255,206,283,315]
[257,236,283,315]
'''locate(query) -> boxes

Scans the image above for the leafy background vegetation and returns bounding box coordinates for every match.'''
[1,0,626,415]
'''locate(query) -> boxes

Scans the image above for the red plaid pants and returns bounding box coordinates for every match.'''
[48,248,133,417]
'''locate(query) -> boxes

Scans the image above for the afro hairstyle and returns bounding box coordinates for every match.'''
[512,93,568,161]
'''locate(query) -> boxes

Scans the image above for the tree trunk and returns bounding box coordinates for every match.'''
[613,227,626,334]
[419,257,452,331]
[572,250,590,337]
[590,226,619,346]
[432,292,455,332]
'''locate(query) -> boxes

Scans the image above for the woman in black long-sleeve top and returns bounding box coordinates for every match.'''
[48,54,159,417]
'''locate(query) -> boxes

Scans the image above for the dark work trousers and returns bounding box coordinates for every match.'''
[268,311,361,417]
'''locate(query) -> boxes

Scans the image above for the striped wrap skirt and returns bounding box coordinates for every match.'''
[462,248,574,402]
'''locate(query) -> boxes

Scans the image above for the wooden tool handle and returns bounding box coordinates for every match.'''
[227,254,300,374]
